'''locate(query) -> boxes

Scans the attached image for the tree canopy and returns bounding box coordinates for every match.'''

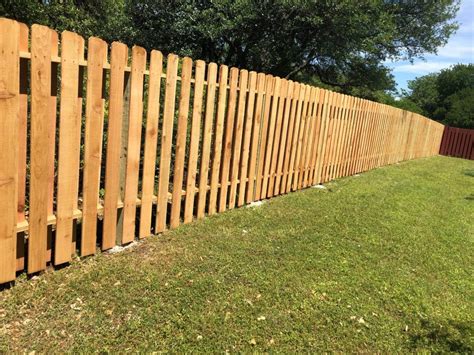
[1,0,460,100]
[400,64,474,129]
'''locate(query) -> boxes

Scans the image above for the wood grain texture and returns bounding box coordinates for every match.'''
[102,42,128,250]
[170,57,192,228]
[81,37,107,256]
[122,46,146,243]
[0,18,19,282]
[139,50,163,237]
[155,54,179,233]
[55,31,84,264]
[184,60,206,223]
[197,62,218,217]
[208,65,229,214]
[28,24,53,273]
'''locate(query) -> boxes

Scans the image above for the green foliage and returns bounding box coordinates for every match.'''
[403,64,474,128]
[0,0,460,99]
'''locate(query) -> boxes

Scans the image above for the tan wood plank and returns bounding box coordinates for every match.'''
[245,73,266,204]
[184,60,206,223]
[55,31,84,264]
[218,68,239,212]
[273,81,294,195]
[0,18,20,282]
[228,69,249,208]
[298,86,317,189]
[290,85,309,191]
[81,37,107,256]
[197,62,218,217]
[155,54,179,232]
[28,24,54,273]
[260,77,281,199]
[16,22,28,272]
[280,83,300,191]
[122,46,146,243]
[268,79,288,197]
[237,71,258,206]
[139,50,163,237]
[255,75,274,199]
[208,65,229,214]
[170,57,192,228]
[102,42,128,250]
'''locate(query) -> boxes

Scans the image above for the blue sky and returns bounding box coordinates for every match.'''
[387,0,474,92]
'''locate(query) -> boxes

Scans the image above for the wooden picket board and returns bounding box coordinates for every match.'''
[28,25,54,273]
[237,71,258,206]
[285,84,306,192]
[342,96,359,177]
[139,50,163,237]
[122,46,146,243]
[155,54,179,232]
[184,60,206,223]
[321,92,338,183]
[228,70,249,208]
[255,75,274,200]
[260,77,281,199]
[81,37,107,256]
[16,22,28,272]
[208,65,229,214]
[314,89,331,185]
[55,31,84,265]
[273,81,295,195]
[293,85,312,189]
[335,95,350,179]
[268,79,289,196]
[197,62,218,218]
[308,88,325,185]
[302,87,319,187]
[102,42,128,250]
[280,83,300,191]
[335,95,351,179]
[299,87,317,188]
[17,23,28,223]
[170,57,192,228]
[245,73,267,204]
[219,68,239,212]
[0,18,20,283]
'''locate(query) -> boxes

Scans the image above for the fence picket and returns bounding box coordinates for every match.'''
[139,50,163,237]
[55,31,84,264]
[170,57,192,228]
[102,42,128,249]
[0,18,19,282]
[81,37,107,256]
[184,60,206,223]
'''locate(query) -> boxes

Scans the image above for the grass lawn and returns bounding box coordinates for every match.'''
[1,156,473,352]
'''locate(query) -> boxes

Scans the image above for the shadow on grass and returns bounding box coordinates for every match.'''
[409,318,473,352]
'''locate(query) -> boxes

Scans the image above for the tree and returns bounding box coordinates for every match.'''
[403,64,474,128]
[1,0,460,99]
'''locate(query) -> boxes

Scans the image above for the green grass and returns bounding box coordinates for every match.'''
[1,156,473,352]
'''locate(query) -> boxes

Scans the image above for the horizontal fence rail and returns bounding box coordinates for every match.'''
[0,18,445,284]
[439,126,474,160]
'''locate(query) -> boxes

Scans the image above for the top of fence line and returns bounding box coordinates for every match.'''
[0,17,443,126]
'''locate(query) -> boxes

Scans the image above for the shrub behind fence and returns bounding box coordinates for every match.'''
[0,18,445,283]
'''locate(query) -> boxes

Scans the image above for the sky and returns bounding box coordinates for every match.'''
[388,0,474,92]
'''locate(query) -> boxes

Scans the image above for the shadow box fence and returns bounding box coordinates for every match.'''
[0,18,445,284]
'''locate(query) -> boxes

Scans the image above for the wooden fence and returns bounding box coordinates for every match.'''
[439,126,474,160]
[0,18,445,284]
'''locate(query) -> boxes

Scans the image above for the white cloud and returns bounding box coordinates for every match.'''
[392,61,457,74]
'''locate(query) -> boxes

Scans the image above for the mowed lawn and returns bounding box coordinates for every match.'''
[1,156,473,352]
